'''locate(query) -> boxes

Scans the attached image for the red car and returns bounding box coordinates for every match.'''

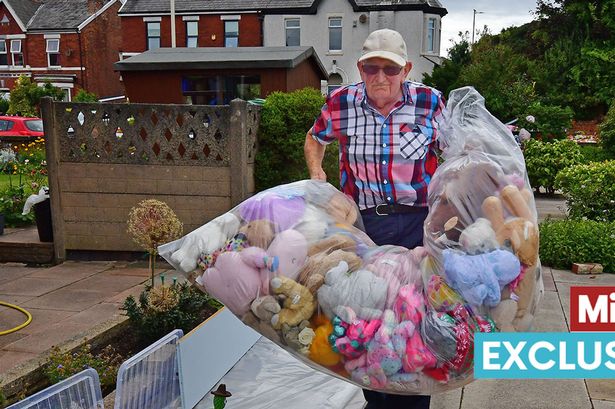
[0,116,44,143]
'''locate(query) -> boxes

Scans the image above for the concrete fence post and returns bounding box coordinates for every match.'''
[229,99,249,207]
[40,97,66,263]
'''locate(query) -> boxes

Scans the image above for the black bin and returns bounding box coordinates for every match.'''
[33,198,53,242]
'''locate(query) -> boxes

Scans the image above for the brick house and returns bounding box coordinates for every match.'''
[0,0,124,101]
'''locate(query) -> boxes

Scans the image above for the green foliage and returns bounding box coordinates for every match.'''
[539,219,615,272]
[73,89,98,103]
[0,185,35,226]
[456,40,537,120]
[600,100,615,156]
[122,282,216,346]
[255,88,340,190]
[8,75,64,117]
[555,160,615,221]
[523,139,583,193]
[45,343,122,389]
[580,144,615,163]
[0,97,8,114]
[517,102,574,140]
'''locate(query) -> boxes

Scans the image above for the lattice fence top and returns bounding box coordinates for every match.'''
[55,102,240,166]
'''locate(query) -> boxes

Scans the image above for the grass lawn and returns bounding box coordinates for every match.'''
[0,173,19,190]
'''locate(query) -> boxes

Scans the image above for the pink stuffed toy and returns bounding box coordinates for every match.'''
[329,307,382,359]
[197,249,266,316]
[393,284,425,324]
[345,310,406,389]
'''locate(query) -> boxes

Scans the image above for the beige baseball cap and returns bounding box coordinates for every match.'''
[358,29,408,67]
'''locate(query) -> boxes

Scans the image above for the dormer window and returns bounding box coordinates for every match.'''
[10,39,22,66]
[47,39,61,67]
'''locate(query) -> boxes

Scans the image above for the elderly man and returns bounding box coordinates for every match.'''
[304,29,445,409]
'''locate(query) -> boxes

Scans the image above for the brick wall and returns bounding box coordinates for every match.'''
[41,99,260,259]
[0,4,24,35]
[120,13,262,52]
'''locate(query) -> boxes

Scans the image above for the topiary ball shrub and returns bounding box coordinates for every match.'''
[539,219,615,272]
[523,138,583,194]
[555,160,615,222]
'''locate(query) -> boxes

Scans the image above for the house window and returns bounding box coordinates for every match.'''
[10,39,22,66]
[182,75,260,105]
[224,21,239,47]
[146,22,161,50]
[285,18,300,46]
[62,88,71,102]
[186,21,198,47]
[0,41,7,65]
[327,73,343,95]
[328,17,342,51]
[46,39,61,67]
[426,18,436,53]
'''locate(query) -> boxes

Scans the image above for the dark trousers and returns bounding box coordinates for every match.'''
[360,209,431,409]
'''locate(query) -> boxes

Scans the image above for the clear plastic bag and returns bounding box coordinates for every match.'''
[159,87,542,394]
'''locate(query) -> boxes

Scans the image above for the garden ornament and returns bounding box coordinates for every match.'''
[211,384,231,409]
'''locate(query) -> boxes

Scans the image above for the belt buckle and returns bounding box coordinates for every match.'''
[375,204,389,216]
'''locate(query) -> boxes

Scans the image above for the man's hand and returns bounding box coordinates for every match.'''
[304,128,327,182]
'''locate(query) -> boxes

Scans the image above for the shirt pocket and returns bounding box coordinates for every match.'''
[399,125,430,160]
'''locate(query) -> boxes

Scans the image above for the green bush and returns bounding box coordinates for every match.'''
[539,219,615,272]
[555,160,615,222]
[579,144,615,163]
[45,343,122,390]
[517,102,573,140]
[523,138,583,193]
[0,97,8,114]
[255,88,340,191]
[600,100,615,156]
[73,89,98,102]
[122,282,216,346]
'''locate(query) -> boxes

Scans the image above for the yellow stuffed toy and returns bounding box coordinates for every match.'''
[270,276,316,330]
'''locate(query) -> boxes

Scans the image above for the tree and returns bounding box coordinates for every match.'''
[73,89,99,102]
[8,75,64,117]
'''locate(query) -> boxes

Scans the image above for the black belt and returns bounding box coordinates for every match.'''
[360,204,427,216]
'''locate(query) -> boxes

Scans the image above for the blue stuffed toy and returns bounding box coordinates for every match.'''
[442,249,520,307]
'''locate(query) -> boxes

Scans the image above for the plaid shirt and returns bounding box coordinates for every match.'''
[312,81,446,210]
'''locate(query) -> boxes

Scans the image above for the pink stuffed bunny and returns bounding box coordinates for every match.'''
[394,284,425,324]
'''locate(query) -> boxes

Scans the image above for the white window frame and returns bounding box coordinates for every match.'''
[46,38,61,67]
[10,39,22,66]
[426,17,436,53]
[146,21,161,50]
[186,20,198,48]
[328,17,342,52]
[224,20,239,47]
[285,18,300,47]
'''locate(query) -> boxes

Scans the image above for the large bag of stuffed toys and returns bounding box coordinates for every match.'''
[158,86,543,394]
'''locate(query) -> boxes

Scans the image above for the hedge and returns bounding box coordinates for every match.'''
[523,138,583,193]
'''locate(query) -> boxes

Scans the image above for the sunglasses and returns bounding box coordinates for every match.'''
[361,64,403,76]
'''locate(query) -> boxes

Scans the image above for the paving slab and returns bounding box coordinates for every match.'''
[105,283,146,304]
[430,388,462,409]
[3,321,93,354]
[587,380,615,402]
[0,307,74,335]
[0,332,27,348]
[0,350,38,373]
[0,265,36,285]
[23,288,111,312]
[461,379,591,409]
[67,273,147,293]
[594,400,615,409]
[542,266,557,292]
[551,269,615,285]
[61,303,122,328]
[531,291,568,332]
[0,276,75,297]
[0,294,35,305]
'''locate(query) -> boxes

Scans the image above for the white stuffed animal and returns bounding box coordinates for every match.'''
[458,217,499,255]
[163,212,240,273]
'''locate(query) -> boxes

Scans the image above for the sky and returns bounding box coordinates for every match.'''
[438,0,539,56]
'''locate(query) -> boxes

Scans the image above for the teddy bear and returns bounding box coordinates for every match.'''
[281,320,315,354]
[270,276,317,330]
[442,248,521,307]
[292,204,328,243]
[458,217,499,255]
[317,260,388,322]
[241,295,281,343]
[300,232,360,294]
[481,184,540,331]
[164,212,241,273]
[238,219,275,249]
